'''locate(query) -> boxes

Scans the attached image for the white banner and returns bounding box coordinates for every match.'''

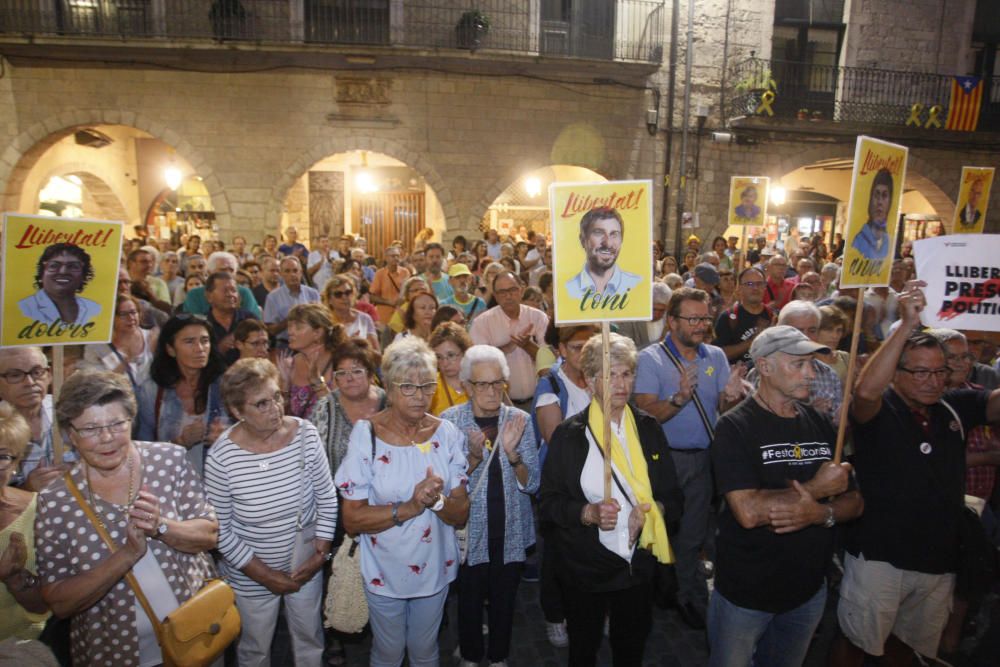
[914,234,1000,332]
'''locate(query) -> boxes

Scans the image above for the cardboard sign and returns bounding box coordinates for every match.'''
[951,166,994,235]
[728,176,770,227]
[1,213,123,346]
[840,136,909,288]
[550,180,653,325]
[914,234,1000,331]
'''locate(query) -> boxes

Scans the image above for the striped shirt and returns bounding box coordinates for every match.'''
[204,418,338,597]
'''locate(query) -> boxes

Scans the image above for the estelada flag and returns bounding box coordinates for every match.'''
[945,76,983,132]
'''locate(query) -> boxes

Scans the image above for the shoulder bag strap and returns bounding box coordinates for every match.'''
[154,386,165,442]
[107,341,139,391]
[584,425,635,508]
[659,341,715,441]
[63,473,164,641]
[295,422,307,529]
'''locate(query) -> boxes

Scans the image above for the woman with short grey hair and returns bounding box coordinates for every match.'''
[336,337,470,667]
[578,331,638,380]
[36,370,219,666]
[442,344,537,667]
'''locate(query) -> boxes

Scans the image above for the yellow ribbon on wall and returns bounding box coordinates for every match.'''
[755,90,775,116]
[906,103,924,127]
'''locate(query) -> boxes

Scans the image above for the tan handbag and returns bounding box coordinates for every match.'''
[66,473,241,667]
[323,537,368,634]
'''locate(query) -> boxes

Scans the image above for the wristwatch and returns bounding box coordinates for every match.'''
[431,495,445,512]
[318,549,333,562]
[391,501,404,527]
[156,520,169,537]
[669,393,685,408]
[823,505,836,528]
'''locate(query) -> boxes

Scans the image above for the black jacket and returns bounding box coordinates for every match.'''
[539,406,683,593]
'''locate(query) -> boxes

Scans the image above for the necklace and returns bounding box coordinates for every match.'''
[390,413,425,444]
[85,445,137,510]
[754,391,789,418]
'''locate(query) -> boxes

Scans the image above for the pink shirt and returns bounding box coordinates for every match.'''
[469,305,549,401]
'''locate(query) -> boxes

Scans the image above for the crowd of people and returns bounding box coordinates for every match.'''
[1,223,999,667]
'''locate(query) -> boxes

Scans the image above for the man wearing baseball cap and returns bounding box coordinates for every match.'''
[441,263,486,322]
[708,325,863,667]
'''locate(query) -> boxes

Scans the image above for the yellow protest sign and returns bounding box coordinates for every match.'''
[952,166,994,235]
[840,136,909,288]
[550,180,653,325]
[728,176,770,227]
[1,213,123,346]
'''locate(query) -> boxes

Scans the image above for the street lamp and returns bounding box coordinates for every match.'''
[164,167,183,191]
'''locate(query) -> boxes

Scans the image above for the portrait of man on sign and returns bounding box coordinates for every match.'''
[958,176,984,229]
[565,206,641,299]
[851,168,894,261]
[734,185,762,221]
[18,242,102,325]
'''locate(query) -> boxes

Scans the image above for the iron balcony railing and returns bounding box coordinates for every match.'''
[0,0,666,63]
[727,57,1000,131]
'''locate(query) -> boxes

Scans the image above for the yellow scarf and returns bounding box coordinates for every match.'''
[587,402,675,564]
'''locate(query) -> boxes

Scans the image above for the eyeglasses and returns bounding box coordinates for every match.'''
[673,315,713,326]
[436,352,462,363]
[334,368,368,381]
[396,381,437,396]
[116,309,139,319]
[897,367,950,381]
[0,366,50,384]
[741,281,765,288]
[45,261,84,273]
[71,419,131,440]
[468,379,505,393]
[249,393,284,412]
[495,286,520,297]
[0,453,16,469]
[330,290,353,298]
[945,353,975,364]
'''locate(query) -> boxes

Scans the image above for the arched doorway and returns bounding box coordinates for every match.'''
[280,150,447,260]
[10,124,212,242]
[483,165,607,239]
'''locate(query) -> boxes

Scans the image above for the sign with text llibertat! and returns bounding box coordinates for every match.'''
[1,213,123,347]
[550,180,653,325]
[840,136,909,288]
[914,234,1000,331]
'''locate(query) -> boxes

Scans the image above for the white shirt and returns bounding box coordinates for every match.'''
[581,420,637,562]
[308,250,336,292]
[536,366,591,418]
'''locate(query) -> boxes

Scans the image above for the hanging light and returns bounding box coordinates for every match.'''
[771,185,787,207]
[164,166,183,191]
[525,176,541,198]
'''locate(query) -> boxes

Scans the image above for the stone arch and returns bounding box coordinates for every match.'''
[71,171,130,223]
[0,111,230,229]
[772,142,955,219]
[267,136,458,235]
[471,163,612,232]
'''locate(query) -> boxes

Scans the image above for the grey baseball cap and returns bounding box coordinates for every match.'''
[693,262,720,286]
[749,325,830,362]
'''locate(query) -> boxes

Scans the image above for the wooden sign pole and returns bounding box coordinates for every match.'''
[832,301,864,464]
[737,226,749,273]
[51,346,65,464]
[601,322,613,502]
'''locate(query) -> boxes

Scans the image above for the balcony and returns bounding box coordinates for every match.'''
[0,0,666,65]
[725,57,1000,134]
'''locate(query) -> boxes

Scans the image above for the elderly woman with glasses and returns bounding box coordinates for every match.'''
[322,274,380,351]
[0,403,50,642]
[205,358,338,666]
[440,345,538,667]
[35,371,218,666]
[136,314,229,477]
[82,294,157,389]
[336,337,469,667]
[540,333,683,667]
[428,322,472,416]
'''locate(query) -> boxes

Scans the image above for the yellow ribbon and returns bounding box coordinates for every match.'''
[906,103,924,127]
[755,90,775,116]
[925,105,943,129]
[587,402,675,564]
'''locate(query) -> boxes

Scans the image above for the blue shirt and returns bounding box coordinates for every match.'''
[263,284,321,342]
[851,221,891,261]
[183,285,261,319]
[633,335,730,450]
[441,294,487,321]
[423,274,454,302]
[565,265,641,299]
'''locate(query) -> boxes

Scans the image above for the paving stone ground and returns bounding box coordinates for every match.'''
[270,577,999,666]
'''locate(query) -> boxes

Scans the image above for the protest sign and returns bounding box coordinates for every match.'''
[951,166,994,235]
[840,136,908,288]
[913,234,1000,332]
[550,180,653,325]
[1,213,123,347]
[727,176,770,227]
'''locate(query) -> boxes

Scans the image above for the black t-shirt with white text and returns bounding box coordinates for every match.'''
[713,303,773,364]
[711,397,842,613]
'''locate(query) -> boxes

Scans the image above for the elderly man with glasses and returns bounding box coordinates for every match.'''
[713,267,776,366]
[831,282,1000,666]
[0,347,76,490]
